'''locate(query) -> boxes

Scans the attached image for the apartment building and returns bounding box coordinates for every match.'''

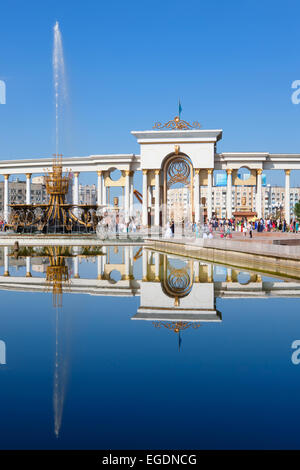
[78,184,97,205]
[0,177,48,212]
[168,185,300,220]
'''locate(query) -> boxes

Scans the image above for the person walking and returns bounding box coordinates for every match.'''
[164,222,172,238]
[249,221,253,239]
[170,220,175,237]
[283,219,287,232]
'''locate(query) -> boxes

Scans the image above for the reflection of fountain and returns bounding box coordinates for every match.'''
[8,242,73,437]
[53,305,71,439]
[45,245,71,308]
[8,241,106,437]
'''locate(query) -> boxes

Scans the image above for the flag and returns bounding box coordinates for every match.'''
[178,100,182,119]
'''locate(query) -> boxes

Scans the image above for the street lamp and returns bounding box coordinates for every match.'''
[274,201,283,220]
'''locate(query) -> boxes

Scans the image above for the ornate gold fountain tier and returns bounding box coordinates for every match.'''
[45,154,70,195]
[7,155,100,233]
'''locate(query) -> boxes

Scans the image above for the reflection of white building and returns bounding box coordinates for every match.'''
[132,252,221,324]
[0,340,6,365]
[133,281,221,322]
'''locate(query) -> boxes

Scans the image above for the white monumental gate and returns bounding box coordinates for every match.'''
[1,114,300,227]
[132,116,222,228]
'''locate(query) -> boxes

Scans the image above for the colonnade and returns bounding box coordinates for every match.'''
[0,166,294,225]
[141,168,215,227]
[88,170,134,222]
[1,245,135,281]
[0,246,280,287]
[224,168,291,221]
[71,246,135,281]
[139,166,294,228]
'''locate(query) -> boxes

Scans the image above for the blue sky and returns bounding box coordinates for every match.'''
[1,0,300,186]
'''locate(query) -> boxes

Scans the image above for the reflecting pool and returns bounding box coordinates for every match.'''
[0,245,300,449]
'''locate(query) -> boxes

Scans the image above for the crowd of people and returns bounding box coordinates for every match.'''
[206,217,300,236]
[2,209,300,238]
[163,216,300,239]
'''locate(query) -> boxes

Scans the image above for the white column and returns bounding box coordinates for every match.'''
[4,174,9,222]
[194,169,200,223]
[125,170,130,223]
[226,169,232,219]
[207,263,212,282]
[148,186,152,208]
[4,246,9,277]
[26,173,31,205]
[73,172,80,217]
[73,172,79,205]
[26,256,32,277]
[285,169,291,223]
[130,172,134,216]
[129,246,134,279]
[207,169,213,220]
[97,171,103,207]
[73,256,79,279]
[102,246,107,277]
[142,170,148,227]
[102,173,107,206]
[124,246,130,279]
[97,255,103,280]
[154,252,160,281]
[142,249,148,281]
[256,169,262,219]
[154,170,160,226]
[194,261,200,282]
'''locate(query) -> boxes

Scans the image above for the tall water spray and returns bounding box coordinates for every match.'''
[52,23,69,438]
[53,21,67,154]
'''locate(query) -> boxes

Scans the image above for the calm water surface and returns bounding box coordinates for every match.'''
[0,245,299,449]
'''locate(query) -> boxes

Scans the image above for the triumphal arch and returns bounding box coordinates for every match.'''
[132,116,221,227]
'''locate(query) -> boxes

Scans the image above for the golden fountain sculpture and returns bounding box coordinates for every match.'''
[7,154,100,233]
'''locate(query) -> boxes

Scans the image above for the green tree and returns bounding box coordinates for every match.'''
[293,202,300,221]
